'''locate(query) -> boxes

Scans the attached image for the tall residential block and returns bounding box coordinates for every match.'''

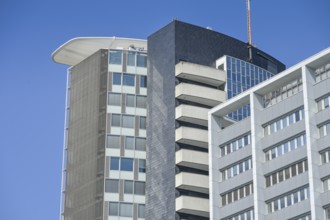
[209,48,330,220]
[52,37,148,220]
[146,20,285,220]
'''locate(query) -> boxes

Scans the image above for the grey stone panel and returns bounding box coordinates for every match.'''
[217,118,251,146]
[259,92,304,125]
[121,93,126,114]
[133,203,138,220]
[266,199,310,220]
[319,163,330,179]
[64,50,107,220]
[218,170,253,194]
[218,145,252,170]
[320,190,330,206]
[316,135,330,151]
[120,136,125,157]
[313,77,330,99]
[119,179,124,201]
[219,196,254,219]
[122,51,127,73]
[263,147,307,174]
[261,120,306,151]
[136,75,140,95]
[135,116,139,137]
[134,159,138,180]
[315,107,330,125]
[108,72,112,91]
[264,172,309,201]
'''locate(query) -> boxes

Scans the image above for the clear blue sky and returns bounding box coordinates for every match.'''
[0,0,329,219]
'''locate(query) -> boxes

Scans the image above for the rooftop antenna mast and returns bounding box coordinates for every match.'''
[246,0,253,62]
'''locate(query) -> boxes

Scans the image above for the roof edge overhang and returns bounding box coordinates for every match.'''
[52,37,147,66]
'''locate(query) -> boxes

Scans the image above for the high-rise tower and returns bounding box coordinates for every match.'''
[52,37,148,220]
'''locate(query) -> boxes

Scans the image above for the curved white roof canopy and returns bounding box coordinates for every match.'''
[52,37,147,66]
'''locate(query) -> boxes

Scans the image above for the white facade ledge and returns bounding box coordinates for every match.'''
[176,195,209,217]
[176,126,208,148]
[176,104,209,126]
[176,172,209,194]
[176,149,208,171]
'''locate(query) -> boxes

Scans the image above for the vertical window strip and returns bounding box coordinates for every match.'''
[222,209,254,220]
[317,95,330,111]
[265,133,306,161]
[267,186,309,213]
[265,160,308,187]
[264,109,304,136]
[222,183,253,206]
[320,148,330,164]
[319,122,330,137]
[222,158,252,181]
[220,133,251,156]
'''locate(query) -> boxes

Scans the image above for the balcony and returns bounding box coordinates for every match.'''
[176,104,208,127]
[175,83,226,107]
[176,195,209,218]
[175,61,225,87]
[176,149,208,171]
[176,126,208,149]
[176,172,209,194]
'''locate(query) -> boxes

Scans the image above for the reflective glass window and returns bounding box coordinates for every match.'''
[139,159,146,173]
[108,93,121,106]
[136,138,146,151]
[121,158,133,171]
[120,203,132,217]
[140,75,147,88]
[113,73,121,85]
[138,204,145,218]
[124,180,133,194]
[127,51,136,66]
[126,94,135,107]
[136,95,147,108]
[134,181,145,195]
[137,53,147,67]
[107,135,120,148]
[140,116,146,129]
[110,157,120,170]
[109,202,118,216]
[122,115,134,128]
[105,179,119,193]
[123,73,135,86]
[109,50,122,65]
[125,136,134,149]
[111,114,121,127]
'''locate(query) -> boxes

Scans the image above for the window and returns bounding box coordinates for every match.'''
[321,148,330,164]
[267,186,309,213]
[107,135,120,149]
[121,158,133,171]
[134,181,145,195]
[105,179,119,193]
[323,177,330,192]
[138,204,145,218]
[136,95,147,108]
[109,202,119,216]
[317,95,330,111]
[110,157,120,170]
[140,116,146,129]
[264,109,304,136]
[139,159,146,173]
[108,93,121,106]
[126,94,135,107]
[265,160,308,187]
[136,138,146,151]
[140,75,147,88]
[222,182,253,206]
[124,180,133,194]
[122,115,134,128]
[120,203,133,217]
[113,73,122,85]
[265,133,306,161]
[325,206,330,220]
[123,73,135,86]
[125,136,134,150]
[109,50,122,65]
[111,114,121,127]
[220,133,251,157]
[127,51,136,66]
[222,158,252,181]
[137,53,147,67]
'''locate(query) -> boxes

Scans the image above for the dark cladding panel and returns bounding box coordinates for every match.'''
[146,22,176,220]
